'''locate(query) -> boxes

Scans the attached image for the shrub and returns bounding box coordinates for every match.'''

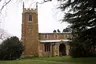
[0,36,24,60]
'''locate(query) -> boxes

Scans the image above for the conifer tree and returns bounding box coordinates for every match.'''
[60,0,96,57]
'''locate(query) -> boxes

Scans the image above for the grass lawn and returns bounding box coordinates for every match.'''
[0,60,56,64]
[31,56,96,63]
[0,56,96,64]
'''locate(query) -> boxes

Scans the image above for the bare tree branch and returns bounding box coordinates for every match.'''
[0,33,4,40]
[0,0,11,12]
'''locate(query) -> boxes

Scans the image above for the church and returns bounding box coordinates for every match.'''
[21,4,72,57]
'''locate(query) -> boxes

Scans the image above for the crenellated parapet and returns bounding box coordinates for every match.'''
[23,8,37,14]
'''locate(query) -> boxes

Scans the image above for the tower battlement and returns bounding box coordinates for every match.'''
[23,8,37,13]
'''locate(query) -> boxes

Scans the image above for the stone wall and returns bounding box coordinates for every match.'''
[21,8,39,57]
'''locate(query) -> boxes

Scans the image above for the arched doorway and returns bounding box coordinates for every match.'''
[59,43,66,56]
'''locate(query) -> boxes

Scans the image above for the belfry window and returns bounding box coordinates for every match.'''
[29,15,32,21]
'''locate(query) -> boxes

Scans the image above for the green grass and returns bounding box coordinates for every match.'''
[0,56,96,64]
[23,56,96,64]
[0,60,56,64]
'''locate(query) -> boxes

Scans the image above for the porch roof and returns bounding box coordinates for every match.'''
[40,39,71,43]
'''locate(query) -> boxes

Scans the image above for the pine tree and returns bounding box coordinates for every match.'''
[60,0,96,57]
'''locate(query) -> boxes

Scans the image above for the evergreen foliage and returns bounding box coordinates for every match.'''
[60,0,96,57]
[57,29,61,33]
[0,36,24,60]
[53,30,57,33]
[63,27,72,32]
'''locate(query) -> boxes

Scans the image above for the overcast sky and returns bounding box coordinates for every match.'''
[0,0,69,39]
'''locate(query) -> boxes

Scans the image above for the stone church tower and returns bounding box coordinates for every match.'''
[21,3,39,57]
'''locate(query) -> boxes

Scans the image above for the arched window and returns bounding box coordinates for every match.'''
[29,15,32,21]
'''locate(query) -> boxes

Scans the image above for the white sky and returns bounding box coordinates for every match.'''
[0,0,69,39]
